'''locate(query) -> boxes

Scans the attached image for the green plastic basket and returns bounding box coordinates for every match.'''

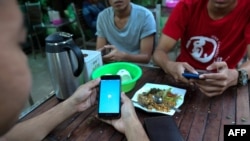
[92,62,142,92]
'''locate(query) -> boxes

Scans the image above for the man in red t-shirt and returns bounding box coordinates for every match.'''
[153,0,250,97]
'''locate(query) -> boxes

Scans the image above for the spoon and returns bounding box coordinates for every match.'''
[152,95,181,113]
[153,95,163,104]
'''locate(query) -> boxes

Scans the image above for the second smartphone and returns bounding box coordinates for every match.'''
[182,70,211,79]
[98,75,121,119]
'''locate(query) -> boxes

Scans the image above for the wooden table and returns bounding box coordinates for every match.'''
[20,66,250,141]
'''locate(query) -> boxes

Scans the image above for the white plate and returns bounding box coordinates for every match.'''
[131,83,187,116]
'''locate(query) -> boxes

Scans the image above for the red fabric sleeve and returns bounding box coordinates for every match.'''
[162,0,190,40]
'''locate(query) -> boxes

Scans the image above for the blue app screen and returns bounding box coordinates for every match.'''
[99,79,120,113]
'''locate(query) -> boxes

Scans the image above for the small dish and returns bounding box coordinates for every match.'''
[131,83,187,116]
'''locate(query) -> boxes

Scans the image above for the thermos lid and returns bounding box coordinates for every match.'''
[45,32,73,44]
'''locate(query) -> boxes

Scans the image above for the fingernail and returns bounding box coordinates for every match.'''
[199,75,205,79]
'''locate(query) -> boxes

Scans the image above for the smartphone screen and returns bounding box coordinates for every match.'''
[98,75,121,119]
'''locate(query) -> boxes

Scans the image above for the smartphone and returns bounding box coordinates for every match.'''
[98,75,121,119]
[182,72,200,79]
[101,48,111,56]
[182,70,210,79]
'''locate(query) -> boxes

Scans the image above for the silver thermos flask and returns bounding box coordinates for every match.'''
[45,32,84,100]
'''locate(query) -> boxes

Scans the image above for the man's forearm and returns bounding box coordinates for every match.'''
[153,49,173,73]
[124,121,149,141]
[122,53,151,64]
[4,100,77,141]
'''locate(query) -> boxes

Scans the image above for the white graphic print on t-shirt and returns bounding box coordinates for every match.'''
[186,36,220,63]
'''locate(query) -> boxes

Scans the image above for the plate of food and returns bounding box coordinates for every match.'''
[131,83,186,116]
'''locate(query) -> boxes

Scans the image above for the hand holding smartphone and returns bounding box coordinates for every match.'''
[101,48,111,56]
[98,75,121,119]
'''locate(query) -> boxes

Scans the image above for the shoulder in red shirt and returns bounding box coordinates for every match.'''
[163,0,250,69]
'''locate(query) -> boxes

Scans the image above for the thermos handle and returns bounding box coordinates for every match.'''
[64,45,84,77]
